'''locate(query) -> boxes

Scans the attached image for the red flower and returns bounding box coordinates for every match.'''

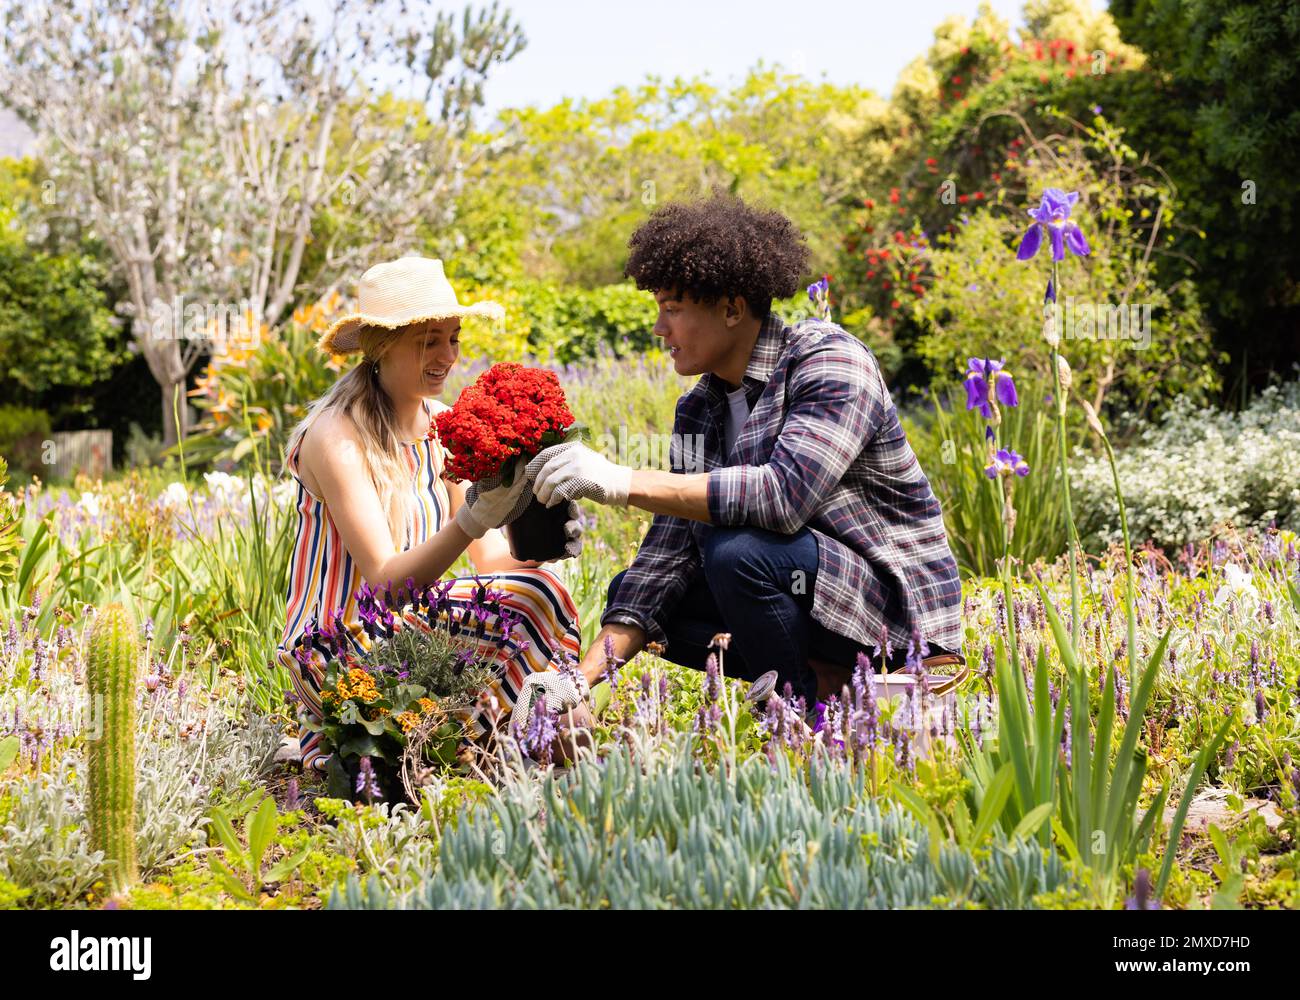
[433,363,575,482]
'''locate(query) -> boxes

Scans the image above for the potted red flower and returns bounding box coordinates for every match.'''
[432,363,584,561]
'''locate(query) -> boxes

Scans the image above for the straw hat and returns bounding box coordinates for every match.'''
[317,256,505,355]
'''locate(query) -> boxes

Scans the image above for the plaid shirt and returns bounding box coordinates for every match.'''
[601,313,963,654]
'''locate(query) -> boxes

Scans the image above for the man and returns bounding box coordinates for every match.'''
[523,193,962,716]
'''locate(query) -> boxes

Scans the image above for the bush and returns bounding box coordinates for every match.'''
[0,405,50,477]
[1072,381,1300,551]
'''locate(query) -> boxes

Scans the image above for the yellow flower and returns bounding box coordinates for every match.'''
[396,711,421,733]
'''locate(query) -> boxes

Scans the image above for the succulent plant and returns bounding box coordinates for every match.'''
[327,735,1078,909]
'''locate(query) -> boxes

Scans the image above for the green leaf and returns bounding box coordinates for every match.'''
[590,680,611,718]
[209,855,256,903]
[1052,816,1083,865]
[1011,803,1054,843]
[264,844,313,884]
[972,761,1016,846]
[208,807,245,863]
[1156,713,1233,901]
[0,735,18,772]
[246,797,279,873]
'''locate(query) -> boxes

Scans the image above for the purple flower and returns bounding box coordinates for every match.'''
[1123,868,1160,910]
[1016,188,1090,261]
[963,358,1019,418]
[1045,277,1056,303]
[807,276,829,303]
[519,695,558,765]
[985,448,1030,479]
[355,757,381,803]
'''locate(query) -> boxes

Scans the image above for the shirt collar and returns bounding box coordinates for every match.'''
[704,312,790,404]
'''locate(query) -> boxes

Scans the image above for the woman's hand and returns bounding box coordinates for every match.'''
[453,456,531,539]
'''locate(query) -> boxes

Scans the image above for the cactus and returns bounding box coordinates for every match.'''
[85,602,141,895]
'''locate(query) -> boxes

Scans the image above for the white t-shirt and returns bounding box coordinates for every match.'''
[723,385,752,456]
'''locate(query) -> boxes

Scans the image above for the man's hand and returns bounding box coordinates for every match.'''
[528,442,633,508]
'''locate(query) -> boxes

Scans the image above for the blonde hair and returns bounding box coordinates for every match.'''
[283,322,438,552]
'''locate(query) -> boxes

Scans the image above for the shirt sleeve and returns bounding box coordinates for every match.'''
[706,335,886,534]
[599,510,700,648]
[600,393,704,647]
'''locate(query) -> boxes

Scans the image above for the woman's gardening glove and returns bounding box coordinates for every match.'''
[454,455,532,539]
[513,669,592,726]
[527,441,632,508]
[559,499,585,558]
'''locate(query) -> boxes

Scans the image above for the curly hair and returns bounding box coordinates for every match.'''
[624,192,810,320]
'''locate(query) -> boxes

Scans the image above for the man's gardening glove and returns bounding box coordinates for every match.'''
[527,441,632,508]
[513,669,592,726]
[454,455,532,539]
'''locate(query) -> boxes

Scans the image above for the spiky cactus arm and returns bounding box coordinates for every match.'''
[86,602,140,896]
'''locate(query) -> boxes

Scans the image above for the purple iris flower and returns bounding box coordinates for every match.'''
[984,448,1030,479]
[1015,188,1090,261]
[963,358,1019,418]
[807,276,829,303]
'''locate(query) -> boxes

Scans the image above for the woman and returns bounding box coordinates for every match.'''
[273,256,586,776]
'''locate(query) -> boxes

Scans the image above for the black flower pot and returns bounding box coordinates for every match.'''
[505,495,570,562]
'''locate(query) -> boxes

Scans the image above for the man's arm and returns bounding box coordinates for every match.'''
[626,469,711,521]
[707,339,884,534]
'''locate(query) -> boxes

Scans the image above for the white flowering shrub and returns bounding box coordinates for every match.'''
[1073,382,1300,551]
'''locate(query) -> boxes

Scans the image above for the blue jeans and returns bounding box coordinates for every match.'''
[606,525,897,706]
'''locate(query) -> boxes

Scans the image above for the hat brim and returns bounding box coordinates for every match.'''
[317,300,506,356]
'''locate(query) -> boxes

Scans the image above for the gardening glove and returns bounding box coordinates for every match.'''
[560,499,585,559]
[454,456,532,539]
[527,441,632,508]
[513,669,592,727]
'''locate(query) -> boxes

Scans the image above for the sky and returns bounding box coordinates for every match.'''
[476,0,1031,118]
[0,0,1042,157]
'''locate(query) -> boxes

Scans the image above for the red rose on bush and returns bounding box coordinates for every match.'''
[432,363,576,483]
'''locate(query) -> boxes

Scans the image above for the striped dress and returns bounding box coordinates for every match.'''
[273,397,582,775]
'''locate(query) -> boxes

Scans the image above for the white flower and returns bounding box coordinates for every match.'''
[1213,563,1258,608]
[158,482,189,509]
[271,480,297,507]
[76,492,101,518]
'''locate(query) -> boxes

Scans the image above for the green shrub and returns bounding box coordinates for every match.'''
[0,405,50,477]
[1073,381,1300,551]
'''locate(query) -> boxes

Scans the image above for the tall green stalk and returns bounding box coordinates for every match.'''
[1048,258,1082,646]
[1083,401,1137,687]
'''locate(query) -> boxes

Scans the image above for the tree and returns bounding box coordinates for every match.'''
[0,0,525,447]
[1107,0,1300,391]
